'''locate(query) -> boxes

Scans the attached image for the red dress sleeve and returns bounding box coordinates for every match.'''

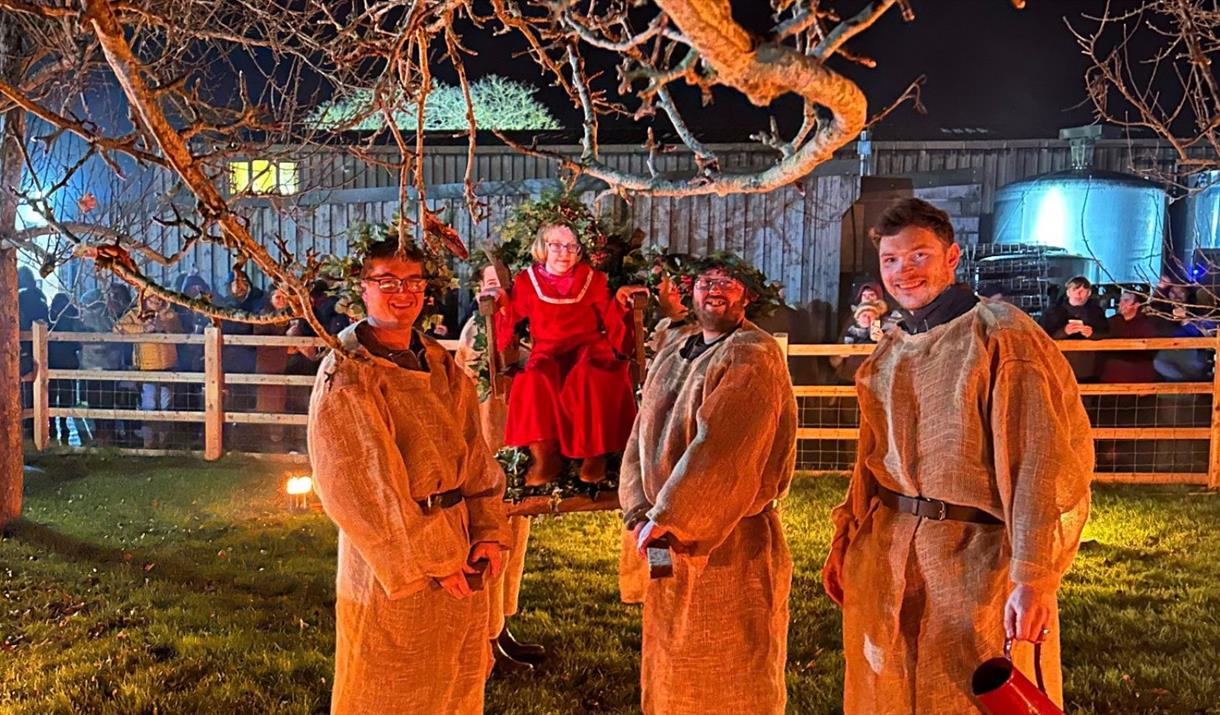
[590,271,635,357]
[495,271,532,352]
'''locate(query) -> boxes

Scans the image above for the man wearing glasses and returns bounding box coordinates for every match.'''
[621,261,798,715]
[308,237,509,715]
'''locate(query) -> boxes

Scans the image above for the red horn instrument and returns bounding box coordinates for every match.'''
[971,639,1064,715]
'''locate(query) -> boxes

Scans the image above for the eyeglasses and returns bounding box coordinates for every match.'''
[363,275,428,293]
[545,242,583,255]
[693,277,743,292]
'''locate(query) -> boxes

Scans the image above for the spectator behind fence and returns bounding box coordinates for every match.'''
[285,280,350,369]
[1100,291,1159,383]
[17,267,48,376]
[1148,278,1189,327]
[854,281,888,316]
[173,270,210,387]
[311,279,351,336]
[1152,282,1216,382]
[79,283,132,446]
[831,303,882,384]
[218,267,265,412]
[171,273,212,448]
[173,272,212,368]
[254,286,292,448]
[17,267,48,436]
[47,294,84,444]
[1039,275,1109,383]
[114,293,183,449]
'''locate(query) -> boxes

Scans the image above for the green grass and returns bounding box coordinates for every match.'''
[2,455,1218,714]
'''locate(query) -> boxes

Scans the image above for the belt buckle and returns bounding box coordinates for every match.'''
[916,496,947,521]
[423,493,436,514]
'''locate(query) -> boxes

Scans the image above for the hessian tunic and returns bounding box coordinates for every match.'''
[619,321,798,715]
[830,299,1092,713]
[456,314,532,638]
[308,322,509,715]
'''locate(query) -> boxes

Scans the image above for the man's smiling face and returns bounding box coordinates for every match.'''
[878,226,960,311]
[692,268,749,332]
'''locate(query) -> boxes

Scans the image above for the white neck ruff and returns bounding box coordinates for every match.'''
[527,265,594,305]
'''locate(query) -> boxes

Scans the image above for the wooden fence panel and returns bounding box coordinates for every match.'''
[19,327,1220,487]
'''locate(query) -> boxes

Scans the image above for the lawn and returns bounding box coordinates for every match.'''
[1,454,1218,714]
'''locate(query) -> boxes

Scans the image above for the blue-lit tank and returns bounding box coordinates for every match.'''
[991,168,1168,285]
[1177,171,1220,279]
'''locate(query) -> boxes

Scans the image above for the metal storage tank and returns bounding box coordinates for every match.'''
[991,168,1168,285]
[1177,170,1220,276]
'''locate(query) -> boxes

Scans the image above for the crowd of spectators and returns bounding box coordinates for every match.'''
[1036,275,1216,384]
[16,266,353,451]
[832,274,1217,385]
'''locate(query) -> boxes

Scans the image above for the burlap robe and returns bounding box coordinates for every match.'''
[308,323,509,715]
[830,300,1092,713]
[619,321,798,715]
[455,317,532,638]
[479,393,531,637]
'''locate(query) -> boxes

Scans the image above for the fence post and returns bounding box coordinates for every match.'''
[773,332,791,382]
[204,325,224,461]
[1210,333,1220,489]
[31,320,49,451]
[773,332,790,356]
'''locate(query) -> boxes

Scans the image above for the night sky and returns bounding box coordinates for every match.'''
[831,0,1104,139]
[448,1,1132,144]
[86,1,1148,145]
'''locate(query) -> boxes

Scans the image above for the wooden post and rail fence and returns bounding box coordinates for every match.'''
[17,323,1220,489]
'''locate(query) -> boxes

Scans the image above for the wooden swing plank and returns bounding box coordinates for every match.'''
[506,489,621,517]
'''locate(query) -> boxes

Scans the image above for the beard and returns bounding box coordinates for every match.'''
[693,297,747,334]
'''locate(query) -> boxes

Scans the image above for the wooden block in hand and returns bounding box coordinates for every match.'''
[647,536,673,579]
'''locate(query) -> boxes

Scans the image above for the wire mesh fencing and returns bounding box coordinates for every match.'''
[788,338,1219,486]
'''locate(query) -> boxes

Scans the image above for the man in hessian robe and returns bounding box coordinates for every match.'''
[308,237,509,714]
[455,262,545,673]
[822,198,1092,713]
[620,259,798,715]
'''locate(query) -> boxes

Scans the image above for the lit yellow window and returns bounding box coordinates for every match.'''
[250,160,275,193]
[277,162,298,194]
[230,162,251,193]
[229,160,299,195]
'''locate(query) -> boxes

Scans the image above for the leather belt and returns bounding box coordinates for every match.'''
[417,488,463,514]
[876,485,1001,525]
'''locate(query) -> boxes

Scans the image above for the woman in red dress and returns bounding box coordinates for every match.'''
[488,224,645,485]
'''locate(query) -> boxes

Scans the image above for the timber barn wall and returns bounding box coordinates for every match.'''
[80,137,1201,339]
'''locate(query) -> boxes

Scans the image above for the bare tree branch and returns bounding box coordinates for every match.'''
[80,0,336,348]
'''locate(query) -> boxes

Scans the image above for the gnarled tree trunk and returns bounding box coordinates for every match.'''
[0,19,25,526]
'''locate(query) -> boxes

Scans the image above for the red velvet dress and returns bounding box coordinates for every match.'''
[496,263,636,458]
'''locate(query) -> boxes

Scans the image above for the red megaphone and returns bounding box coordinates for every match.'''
[971,640,1064,715]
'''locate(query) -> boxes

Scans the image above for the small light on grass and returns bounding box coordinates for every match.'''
[286,475,313,511]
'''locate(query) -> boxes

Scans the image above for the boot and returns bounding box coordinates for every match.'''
[524,441,561,487]
[490,638,534,676]
[498,625,546,664]
[578,454,607,484]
